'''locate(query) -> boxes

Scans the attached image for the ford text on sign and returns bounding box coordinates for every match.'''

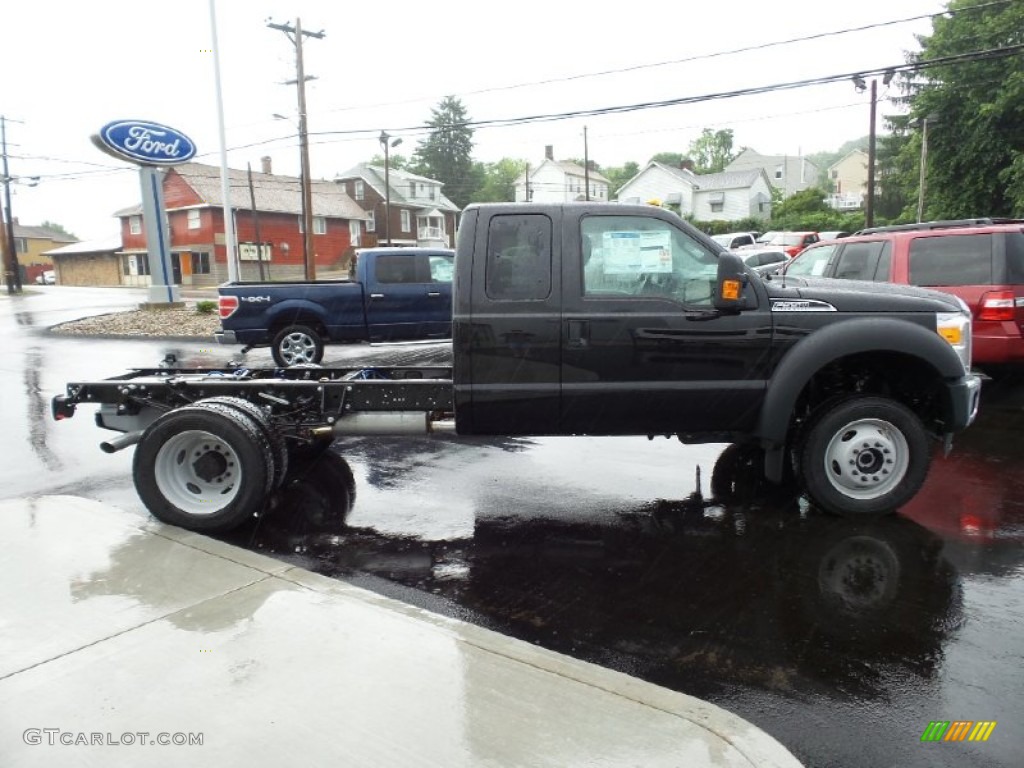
[94,120,196,166]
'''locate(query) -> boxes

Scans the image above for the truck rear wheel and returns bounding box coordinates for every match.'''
[799,396,930,516]
[193,396,289,489]
[272,324,324,367]
[133,404,273,531]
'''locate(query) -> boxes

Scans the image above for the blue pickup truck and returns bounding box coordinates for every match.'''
[216,247,454,366]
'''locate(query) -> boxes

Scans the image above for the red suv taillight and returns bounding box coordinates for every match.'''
[218,295,239,319]
[977,290,1016,321]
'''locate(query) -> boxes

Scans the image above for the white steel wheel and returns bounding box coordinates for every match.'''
[822,418,910,501]
[154,430,242,514]
[133,404,273,532]
[800,396,930,516]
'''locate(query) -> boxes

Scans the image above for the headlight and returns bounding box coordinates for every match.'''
[936,310,972,373]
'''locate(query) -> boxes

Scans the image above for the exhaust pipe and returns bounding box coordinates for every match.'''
[330,412,456,436]
[100,430,144,454]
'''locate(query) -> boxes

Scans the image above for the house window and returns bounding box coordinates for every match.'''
[190,251,211,274]
[187,209,201,230]
[354,180,364,200]
[313,216,326,235]
[401,210,411,233]
[428,186,436,201]
[831,169,839,179]
[410,182,417,197]
[129,215,142,235]
[774,165,784,180]
[366,210,375,233]
[710,202,724,213]
[350,220,361,247]
[15,237,27,253]
[298,215,303,233]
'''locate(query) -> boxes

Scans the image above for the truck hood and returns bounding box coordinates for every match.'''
[763,276,964,314]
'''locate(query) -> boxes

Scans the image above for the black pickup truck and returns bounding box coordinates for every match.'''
[52,203,981,532]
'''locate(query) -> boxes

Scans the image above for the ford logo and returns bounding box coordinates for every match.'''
[93,120,197,166]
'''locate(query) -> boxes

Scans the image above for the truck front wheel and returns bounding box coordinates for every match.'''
[133,404,274,531]
[799,396,930,516]
[272,324,324,367]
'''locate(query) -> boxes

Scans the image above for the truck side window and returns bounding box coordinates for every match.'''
[833,240,886,281]
[486,214,552,301]
[376,254,420,284]
[872,242,892,281]
[580,215,718,306]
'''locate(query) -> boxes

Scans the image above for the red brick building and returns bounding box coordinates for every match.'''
[114,161,368,286]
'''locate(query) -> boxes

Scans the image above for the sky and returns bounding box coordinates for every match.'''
[3,0,945,241]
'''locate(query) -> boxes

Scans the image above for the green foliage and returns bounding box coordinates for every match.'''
[603,161,641,197]
[369,153,409,171]
[195,300,217,315]
[40,220,76,239]
[686,129,736,173]
[892,0,1024,218]
[470,158,528,203]
[410,95,477,209]
[771,187,832,219]
[649,152,688,168]
[691,217,768,236]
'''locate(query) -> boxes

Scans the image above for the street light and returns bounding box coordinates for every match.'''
[853,69,895,229]
[379,131,402,247]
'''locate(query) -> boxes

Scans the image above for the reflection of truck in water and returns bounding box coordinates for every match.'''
[53,202,980,532]
[215,247,454,366]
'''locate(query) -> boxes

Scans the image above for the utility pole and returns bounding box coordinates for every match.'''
[583,125,590,202]
[1,116,23,294]
[247,162,267,281]
[268,17,324,280]
[866,79,877,229]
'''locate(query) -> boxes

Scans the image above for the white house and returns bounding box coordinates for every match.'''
[616,162,773,221]
[514,146,610,203]
[725,148,818,198]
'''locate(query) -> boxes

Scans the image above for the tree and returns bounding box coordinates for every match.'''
[40,220,76,239]
[687,129,737,173]
[603,161,641,197]
[896,0,1024,218]
[369,153,410,171]
[471,158,528,203]
[771,187,831,219]
[410,95,477,209]
[650,152,688,168]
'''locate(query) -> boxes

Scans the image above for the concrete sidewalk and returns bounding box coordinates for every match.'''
[0,496,803,767]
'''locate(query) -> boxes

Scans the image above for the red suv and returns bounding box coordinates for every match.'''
[781,219,1024,368]
[761,231,819,257]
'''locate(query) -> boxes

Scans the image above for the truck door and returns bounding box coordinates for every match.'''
[462,211,563,434]
[365,251,451,340]
[559,211,773,435]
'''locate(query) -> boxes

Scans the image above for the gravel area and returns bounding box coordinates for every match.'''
[49,303,221,339]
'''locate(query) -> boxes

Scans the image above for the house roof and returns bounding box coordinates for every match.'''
[334,163,460,213]
[690,169,764,192]
[42,235,122,256]
[515,159,611,185]
[114,162,368,220]
[12,222,76,243]
[828,149,868,171]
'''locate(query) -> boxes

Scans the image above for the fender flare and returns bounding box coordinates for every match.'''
[266,299,329,331]
[757,316,965,448]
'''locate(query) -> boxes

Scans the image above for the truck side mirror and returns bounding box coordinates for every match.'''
[714,251,748,312]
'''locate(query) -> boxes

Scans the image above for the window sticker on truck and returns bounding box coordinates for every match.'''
[602,231,673,274]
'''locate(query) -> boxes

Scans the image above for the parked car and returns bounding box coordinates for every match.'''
[761,231,820,257]
[778,218,1024,369]
[35,269,55,285]
[819,231,851,241]
[738,248,789,276]
[711,232,759,250]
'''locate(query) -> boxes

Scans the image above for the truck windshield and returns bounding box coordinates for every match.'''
[581,215,719,306]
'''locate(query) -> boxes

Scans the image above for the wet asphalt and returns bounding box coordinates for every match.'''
[4,286,1023,768]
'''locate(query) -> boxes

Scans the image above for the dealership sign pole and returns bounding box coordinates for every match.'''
[92,120,197,306]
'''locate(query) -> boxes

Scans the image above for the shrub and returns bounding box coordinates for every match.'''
[195,300,217,315]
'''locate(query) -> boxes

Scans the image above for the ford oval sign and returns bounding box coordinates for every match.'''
[93,120,196,166]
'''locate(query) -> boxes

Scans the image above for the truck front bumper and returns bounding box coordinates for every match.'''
[214,330,237,345]
[946,373,982,431]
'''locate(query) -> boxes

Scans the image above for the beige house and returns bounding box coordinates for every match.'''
[826,150,868,211]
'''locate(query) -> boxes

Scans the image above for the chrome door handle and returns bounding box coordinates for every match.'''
[427,292,441,297]
[370,293,384,299]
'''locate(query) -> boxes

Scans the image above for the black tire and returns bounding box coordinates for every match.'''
[274,451,357,532]
[710,443,766,504]
[799,396,930,516]
[271,324,324,367]
[132,403,274,532]
[193,396,289,489]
